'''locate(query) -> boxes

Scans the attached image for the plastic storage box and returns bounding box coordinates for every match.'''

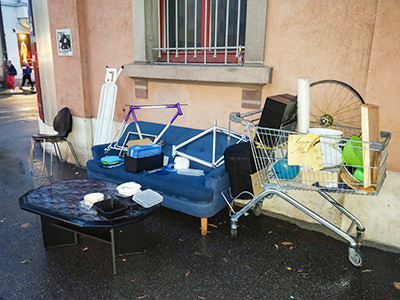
[124,153,164,173]
[132,189,163,208]
[93,198,129,219]
[128,144,162,159]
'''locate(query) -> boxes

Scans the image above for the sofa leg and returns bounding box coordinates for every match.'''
[201,218,208,236]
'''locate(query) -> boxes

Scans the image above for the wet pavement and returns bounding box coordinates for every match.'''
[0,90,399,300]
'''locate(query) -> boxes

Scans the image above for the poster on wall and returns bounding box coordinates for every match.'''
[56,28,73,56]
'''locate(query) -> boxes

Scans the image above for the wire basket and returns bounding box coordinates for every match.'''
[241,119,391,195]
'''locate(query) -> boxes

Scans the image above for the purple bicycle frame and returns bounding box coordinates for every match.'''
[124,103,183,144]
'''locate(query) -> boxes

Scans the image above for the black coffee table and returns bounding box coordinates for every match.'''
[19,179,159,274]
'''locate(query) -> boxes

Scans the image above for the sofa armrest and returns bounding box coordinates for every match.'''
[205,166,227,190]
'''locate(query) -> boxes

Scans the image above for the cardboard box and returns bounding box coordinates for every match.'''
[250,172,264,197]
[300,167,341,188]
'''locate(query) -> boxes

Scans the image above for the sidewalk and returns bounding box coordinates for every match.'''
[0,91,399,300]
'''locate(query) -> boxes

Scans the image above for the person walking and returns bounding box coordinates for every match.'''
[6,60,17,93]
[20,61,34,91]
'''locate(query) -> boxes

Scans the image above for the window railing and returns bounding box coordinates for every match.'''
[152,0,247,65]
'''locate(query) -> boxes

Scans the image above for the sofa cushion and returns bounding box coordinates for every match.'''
[86,160,213,203]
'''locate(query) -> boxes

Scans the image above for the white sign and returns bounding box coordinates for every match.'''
[56,28,73,56]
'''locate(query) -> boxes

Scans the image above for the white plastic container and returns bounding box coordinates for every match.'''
[132,189,163,208]
[320,143,343,168]
[174,156,190,169]
[116,182,141,197]
[308,127,343,148]
[83,192,104,207]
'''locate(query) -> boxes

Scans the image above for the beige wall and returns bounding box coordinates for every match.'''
[364,0,400,171]
[47,0,85,116]
[47,0,135,119]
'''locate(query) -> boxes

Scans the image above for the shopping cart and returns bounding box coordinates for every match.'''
[228,110,391,267]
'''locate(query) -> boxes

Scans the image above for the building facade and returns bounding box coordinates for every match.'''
[1,0,32,84]
[30,0,400,249]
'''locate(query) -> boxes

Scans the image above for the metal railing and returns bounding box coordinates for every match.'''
[152,0,246,65]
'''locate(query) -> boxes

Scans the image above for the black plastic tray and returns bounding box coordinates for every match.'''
[93,198,128,219]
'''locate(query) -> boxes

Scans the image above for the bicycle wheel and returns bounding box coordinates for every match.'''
[310,80,365,128]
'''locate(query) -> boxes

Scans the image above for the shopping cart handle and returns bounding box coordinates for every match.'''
[229,112,242,123]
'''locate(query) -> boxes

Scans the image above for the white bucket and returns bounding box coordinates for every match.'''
[174,156,190,170]
[308,128,343,148]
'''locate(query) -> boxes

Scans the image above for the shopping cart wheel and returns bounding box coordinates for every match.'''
[348,247,363,267]
[253,202,263,216]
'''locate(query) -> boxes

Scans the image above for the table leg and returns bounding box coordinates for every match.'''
[40,216,77,248]
[110,221,147,275]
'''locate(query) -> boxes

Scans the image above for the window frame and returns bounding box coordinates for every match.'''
[127,0,271,87]
[156,0,247,64]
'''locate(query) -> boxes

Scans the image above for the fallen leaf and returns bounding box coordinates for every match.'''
[20,223,31,228]
[81,247,88,251]
[198,297,205,300]
[361,269,372,273]
[286,267,292,271]
[178,238,185,242]
[193,252,201,256]
[137,295,149,299]
[394,282,400,290]
[130,279,136,283]
[267,231,272,234]
[297,269,303,273]
[21,259,31,264]
[274,244,279,250]
[122,258,127,262]
[185,270,190,277]
[223,257,228,263]
[282,242,293,246]
[209,223,217,228]
[289,246,294,250]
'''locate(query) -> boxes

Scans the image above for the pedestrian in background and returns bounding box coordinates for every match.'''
[20,61,34,91]
[6,60,17,93]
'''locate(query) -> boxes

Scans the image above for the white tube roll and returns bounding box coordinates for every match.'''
[297,77,310,133]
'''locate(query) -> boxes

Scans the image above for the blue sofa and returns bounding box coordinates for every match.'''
[86,121,237,235]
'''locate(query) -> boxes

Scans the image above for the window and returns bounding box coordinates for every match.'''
[154,0,247,64]
[128,0,271,87]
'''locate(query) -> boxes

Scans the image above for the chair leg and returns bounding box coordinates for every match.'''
[55,142,63,162]
[29,137,35,172]
[66,140,81,167]
[53,143,61,162]
[50,146,53,177]
[42,140,46,172]
[201,218,208,236]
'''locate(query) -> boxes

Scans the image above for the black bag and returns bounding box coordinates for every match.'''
[8,65,17,76]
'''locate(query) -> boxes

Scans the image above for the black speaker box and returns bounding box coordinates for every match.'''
[258,94,297,129]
